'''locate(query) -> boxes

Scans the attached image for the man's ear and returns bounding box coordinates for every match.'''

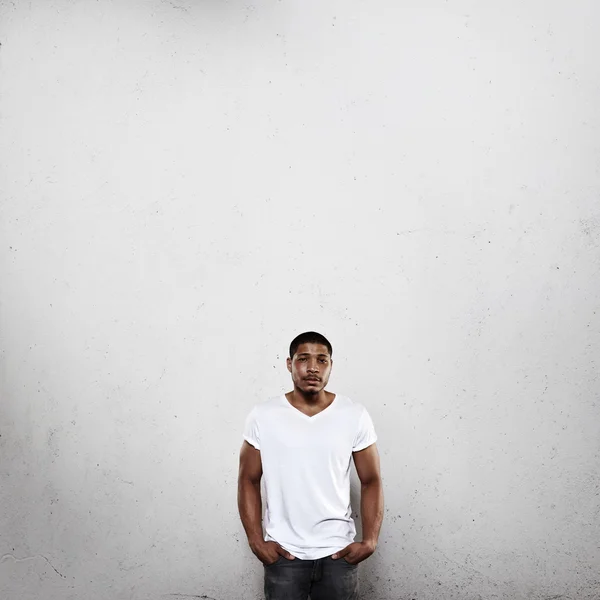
[286,357,292,372]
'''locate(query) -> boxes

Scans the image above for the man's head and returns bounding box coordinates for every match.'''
[287,332,333,395]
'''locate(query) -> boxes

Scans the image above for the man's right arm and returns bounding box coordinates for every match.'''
[237,440,264,548]
[237,440,296,563]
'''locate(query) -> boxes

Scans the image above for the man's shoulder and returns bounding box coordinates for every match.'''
[335,394,367,413]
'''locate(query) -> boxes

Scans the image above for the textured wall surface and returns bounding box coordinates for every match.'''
[1,1,599,599]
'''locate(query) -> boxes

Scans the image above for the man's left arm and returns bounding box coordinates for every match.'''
[332,443,384,564]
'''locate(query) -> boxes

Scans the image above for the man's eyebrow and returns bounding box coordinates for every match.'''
[297,352,330,357]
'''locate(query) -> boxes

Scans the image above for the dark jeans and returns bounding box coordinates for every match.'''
[264,554,359,600]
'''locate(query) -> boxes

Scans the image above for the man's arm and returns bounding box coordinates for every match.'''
[237,440,264,546]
[237,440,296,563]
[353,443,384,549]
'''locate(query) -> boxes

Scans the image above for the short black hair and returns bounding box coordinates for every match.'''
[289,331,333,359]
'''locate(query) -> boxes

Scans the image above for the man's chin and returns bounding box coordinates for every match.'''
[301,385,321,395]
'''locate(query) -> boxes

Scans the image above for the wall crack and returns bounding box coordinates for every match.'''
[163,594,218,600]
[0,553,67,579]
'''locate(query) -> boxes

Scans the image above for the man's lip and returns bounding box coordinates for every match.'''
[305,378,320,382]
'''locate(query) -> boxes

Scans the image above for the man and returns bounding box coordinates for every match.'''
[237,331,384,600]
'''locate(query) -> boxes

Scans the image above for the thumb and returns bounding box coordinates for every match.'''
[277,544,295,560]
[331,546,349,560]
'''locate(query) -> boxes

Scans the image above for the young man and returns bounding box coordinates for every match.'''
[237,331,384,600]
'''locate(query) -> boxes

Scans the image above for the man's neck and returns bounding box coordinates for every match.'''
[288,389,334,407]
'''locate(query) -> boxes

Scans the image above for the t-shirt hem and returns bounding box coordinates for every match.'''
[279,546,349,561]
[352,434,377,452]
[243,435,260,450]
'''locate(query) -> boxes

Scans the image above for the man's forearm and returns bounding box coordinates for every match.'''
[237,478,264,546]
[360,479,384,547]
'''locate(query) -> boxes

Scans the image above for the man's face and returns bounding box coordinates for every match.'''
[286,342,333,395]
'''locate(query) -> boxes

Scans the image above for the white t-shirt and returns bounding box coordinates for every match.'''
[243,393,378,560]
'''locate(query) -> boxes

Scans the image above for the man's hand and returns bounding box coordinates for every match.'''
[249,539,296,566]
[331,541,376,565]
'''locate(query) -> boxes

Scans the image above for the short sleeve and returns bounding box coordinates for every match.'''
[243,406,261,450]
[353,406,377,452]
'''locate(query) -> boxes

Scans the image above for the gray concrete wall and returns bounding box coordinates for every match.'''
[1,1,599,599]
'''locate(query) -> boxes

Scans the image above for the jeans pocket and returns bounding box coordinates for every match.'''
[264,555,285,567]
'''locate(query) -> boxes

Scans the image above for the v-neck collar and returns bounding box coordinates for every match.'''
[282,393,338,421]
